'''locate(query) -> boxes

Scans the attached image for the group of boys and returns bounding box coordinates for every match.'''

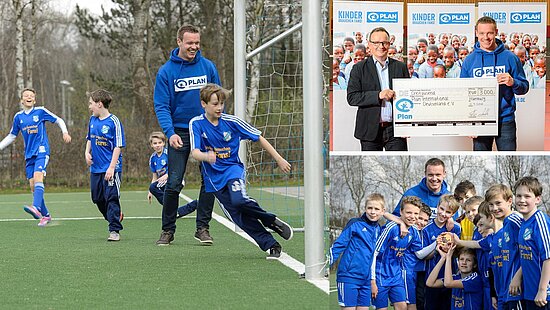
[331,176,550,310]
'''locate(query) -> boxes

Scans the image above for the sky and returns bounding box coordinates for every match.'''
[50,0,116,16]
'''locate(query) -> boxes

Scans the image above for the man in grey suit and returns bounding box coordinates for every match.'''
[347,27,409,151]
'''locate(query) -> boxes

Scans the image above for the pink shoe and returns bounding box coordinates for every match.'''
[38,216,51,227]
[23,205,41,219]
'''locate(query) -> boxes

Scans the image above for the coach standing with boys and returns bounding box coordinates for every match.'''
[347,27,409,151]
[154,25,221,246]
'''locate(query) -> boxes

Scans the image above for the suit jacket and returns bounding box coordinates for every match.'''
[346,56,409,141]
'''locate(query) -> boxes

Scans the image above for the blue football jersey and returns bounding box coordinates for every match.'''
[149,148,168,177]
[190,113,260,192]
[86,114,125,173]
[499,212,523,302]
[10,107,59,159]
[375,222,423,286]
[519,209,550,301]
[422,220,461,277]
[449,272,483,310]
[473,229,493,310]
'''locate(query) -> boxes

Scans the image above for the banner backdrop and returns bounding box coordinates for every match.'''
[478,2,547,150]
[332,0,404,151]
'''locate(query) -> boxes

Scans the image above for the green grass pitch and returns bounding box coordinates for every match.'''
[0,189,327,309]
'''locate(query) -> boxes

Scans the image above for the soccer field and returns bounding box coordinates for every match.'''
[0,190,327,309]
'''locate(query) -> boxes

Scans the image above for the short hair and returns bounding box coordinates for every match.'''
[534,54,546,62]
[343,37,355,44]
[514,45,527,54]
[401,196,424,211]
[149,131,167,144]
[514,176,543,197]
[475,16,497,30]
[408,45,418,52]
[485,184,513,202]
[20,88,36,98]
[427,44,439,54]
[458,47,469,53]
[424,158,445,172]
[88,89,112,108]
[388,45,397,51]
[417,38,428,45]
[366,193,386,209]
[477,201,492,218]
[407,59,415,66]
[472,213,482,226]
[457,247,477,265]
[354,44,367,53]
[530,45,541,52]
[419,202,432,217]
[443,46,456,55]
[368,27,390,41]
[438,194,460,214]
[177,25,200,40]
[333,45,344,52]
[455,180,476,198]
[463,196,484,211]
[200,83,232,104]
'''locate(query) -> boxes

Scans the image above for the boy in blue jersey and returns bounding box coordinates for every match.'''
[406,203,432,310]
[514,177,550,309]
[426,244,483,310]
[421,194,462,310]
[147,131,197,218]
[454,184,524,310]
[473,206,498,310]
[330,193,410,309]
[460,16,529,151]
[84,89,125,242]
[372,196,424,310]
[189,84,292,259]
[0,88,71,226]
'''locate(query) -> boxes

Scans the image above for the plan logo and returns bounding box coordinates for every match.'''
[439,13,470,24]
[482,12,506,24]
[174,75,207,92]
[395,98,413,112]
[510,12,541,24]
[366,11,398,23]
[473,66,505,78]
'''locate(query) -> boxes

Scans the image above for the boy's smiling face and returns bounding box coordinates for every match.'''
[435,203,453,225]
[21,90,36,109]
[534,58,546,78]
[487,194,512,220]
[202,93,224,120]
[150,137,165,154]
[400,203,420,227]
[365,200,384,222]
[515,185,541,217]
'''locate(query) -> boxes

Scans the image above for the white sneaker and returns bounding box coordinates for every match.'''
[107,231,120,241]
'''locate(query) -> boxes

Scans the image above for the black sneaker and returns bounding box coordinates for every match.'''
[194,227,213,245]
[156,231,174,246]
[269,217,294,240]
[267,242,282,260]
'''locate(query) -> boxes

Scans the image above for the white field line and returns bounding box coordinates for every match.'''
[178,193,329,294]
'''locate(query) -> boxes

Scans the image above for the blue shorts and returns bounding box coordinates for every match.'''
[25,154,49,179]
[337,281,371,307]
[373,282,406,309]
[404,270,417,304]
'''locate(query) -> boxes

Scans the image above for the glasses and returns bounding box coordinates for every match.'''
[369,41,390,47]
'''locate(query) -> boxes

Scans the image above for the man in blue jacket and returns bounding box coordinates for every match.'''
[393,158,450,218]
[153,25,221,246]
[460,16,529,151]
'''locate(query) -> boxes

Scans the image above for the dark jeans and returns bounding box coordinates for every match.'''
[360,124,407,151]
[473,120,517,151]
[161,128,214,233]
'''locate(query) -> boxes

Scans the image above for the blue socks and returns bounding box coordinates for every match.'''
[33,182,50,217]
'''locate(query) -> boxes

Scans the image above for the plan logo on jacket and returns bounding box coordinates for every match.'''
[473,66,505,78]
[174,75,207,92]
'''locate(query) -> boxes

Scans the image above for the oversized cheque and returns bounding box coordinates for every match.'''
[392,78,499,137]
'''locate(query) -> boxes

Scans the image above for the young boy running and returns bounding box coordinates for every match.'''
[330,193,410,309]
[189,84,292,259]
[147,131,197,219]
[85,89,125,241]
[0,88,71,226]
[372,196,424,310]
[514,177,550,309]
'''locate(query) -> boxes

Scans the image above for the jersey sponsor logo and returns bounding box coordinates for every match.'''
[439,13,470,25]
[33,115,39,122]
[174,75,207,92]
[362,227,367,232]
[473,65,506,77]
[223,131,231,141]
[101,125,109,134]
[510,12,541,24]
[366,11,398,23]
[523,228,532,240]
[202,132,208,139]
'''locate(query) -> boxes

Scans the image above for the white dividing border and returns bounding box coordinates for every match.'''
[179,193,329,294]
